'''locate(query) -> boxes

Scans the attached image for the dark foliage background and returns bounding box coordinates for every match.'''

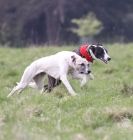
[0,0,133,46]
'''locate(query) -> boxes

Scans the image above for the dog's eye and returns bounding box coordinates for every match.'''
[80,63,85,66]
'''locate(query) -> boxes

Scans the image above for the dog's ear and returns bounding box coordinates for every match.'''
[88,45,96,54]
[71,55,76,64]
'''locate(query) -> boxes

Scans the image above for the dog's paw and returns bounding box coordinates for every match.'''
[40,89,47,94]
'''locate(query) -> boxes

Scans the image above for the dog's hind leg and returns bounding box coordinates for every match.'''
[7,83,27,97]
[44,75,61,92]
[33,73,45,93]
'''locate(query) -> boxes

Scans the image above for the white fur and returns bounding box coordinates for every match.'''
[7,51,90,97]
[103,49,110,61]
[89,49,99,61]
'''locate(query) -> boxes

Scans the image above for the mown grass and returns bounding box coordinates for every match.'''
[0,44,133,140]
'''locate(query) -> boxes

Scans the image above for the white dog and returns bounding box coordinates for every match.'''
[7,51,91,97]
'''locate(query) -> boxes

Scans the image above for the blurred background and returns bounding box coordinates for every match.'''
[0,0,133,47]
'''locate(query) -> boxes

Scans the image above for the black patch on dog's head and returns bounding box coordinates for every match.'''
[95,46,105,59]
[71,55,76,63]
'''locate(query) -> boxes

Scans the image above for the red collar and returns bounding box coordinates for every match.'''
[79,44,93,62]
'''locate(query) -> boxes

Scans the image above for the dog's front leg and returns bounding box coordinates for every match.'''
[71,71,88,87]
[89,73,94,80]
[80,74,88,87]
[80,73,94,87]
[60,75,77,96]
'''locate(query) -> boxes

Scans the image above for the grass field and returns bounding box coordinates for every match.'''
[0,44,133,140]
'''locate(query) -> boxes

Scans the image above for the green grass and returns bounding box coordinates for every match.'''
[0,44,133,140]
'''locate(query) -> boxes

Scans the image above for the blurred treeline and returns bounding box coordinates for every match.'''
[0,0,133,46]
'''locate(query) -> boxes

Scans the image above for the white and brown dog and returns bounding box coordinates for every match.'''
[7,51,92,97]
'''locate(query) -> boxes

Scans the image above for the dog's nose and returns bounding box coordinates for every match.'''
[87,70,91,74]
[108,57,111,61]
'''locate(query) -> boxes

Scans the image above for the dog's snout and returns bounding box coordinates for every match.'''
[108,57,111,61]
[87,70,91,74]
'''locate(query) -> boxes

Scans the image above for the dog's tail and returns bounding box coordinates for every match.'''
[17,81,37,89]
[28,82,38,89]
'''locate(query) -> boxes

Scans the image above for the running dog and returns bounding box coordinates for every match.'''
[7,51,91,97]
[43,44,111,92]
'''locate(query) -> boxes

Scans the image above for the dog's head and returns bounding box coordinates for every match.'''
[88,44,111,64]
[71,55,91,74]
